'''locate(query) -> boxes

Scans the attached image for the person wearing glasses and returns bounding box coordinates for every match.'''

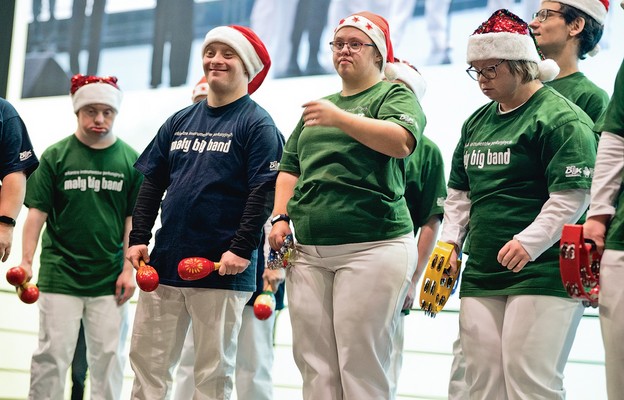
[440,9,598,399]
[529,0,610,123]
[268,11,424,400]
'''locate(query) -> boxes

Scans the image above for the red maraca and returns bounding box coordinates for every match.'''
[17,282,40,304]
[178,257,221,281]
[6,266,27,287]
[136,260,159,292]
[253,287,276,320]
[6,266,39,304]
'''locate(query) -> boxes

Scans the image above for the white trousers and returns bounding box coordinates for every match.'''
[599,249,624,400]
[447,331,470,400]
[28,293,128,400]
[287,233,416,400]
[172,306,277,400]
[129,285,250,400]
[460,295,583,400]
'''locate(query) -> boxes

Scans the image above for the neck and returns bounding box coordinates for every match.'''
[75,131,116,149]
[498,80,543,112]
[547,43,580,80]
[341,75,381,96]
[208,87,247,107]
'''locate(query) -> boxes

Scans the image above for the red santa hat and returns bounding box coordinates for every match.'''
[384,57,427,101]
[202,25,271,95]
[192,76,209,103]
[554,0,609,24]
[334,11,395,78]
[70,74,123,113]
[467,9,560,82]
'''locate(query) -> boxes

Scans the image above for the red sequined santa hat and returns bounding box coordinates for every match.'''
[202,25,271,95]
[467,9,559,82]
[556,0,609,24]
[334,11,395,78]
[192,76,209,103]
[70,74,123,113]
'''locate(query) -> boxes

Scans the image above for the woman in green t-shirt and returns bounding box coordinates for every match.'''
[268,11,424,400]
[440,10,597,399]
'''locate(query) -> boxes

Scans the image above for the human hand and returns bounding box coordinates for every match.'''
[0,225,13,262]
[302,99,342,128]
[126,244,150,270]
[262,267,285,292]
[402,280,417,311]
[218,251,250,276]
[583,216,608,254]
[115,266,136,305]
[497,239,530,273]
[269,221,292,251]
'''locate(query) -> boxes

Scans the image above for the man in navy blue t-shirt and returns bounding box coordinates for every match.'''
[126,25,283,399]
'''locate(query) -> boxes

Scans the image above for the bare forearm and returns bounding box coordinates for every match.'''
[335,112,415,158]
[413,217,441,283]
[0,171,27,219]
[21,208,47,265]
[272,171,298,215]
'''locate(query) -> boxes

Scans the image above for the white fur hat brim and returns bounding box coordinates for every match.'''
[554,0,608,24]
[72,82,123,113]
[467,31,560,82]
[202,26,263,82]
[467,31,541,63]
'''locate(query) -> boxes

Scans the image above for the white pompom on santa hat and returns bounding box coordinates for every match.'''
[70,74,123,113]
[384,58,427,101]
[334,11,397,80]
[202,25,271,95]
[467,9,559,82]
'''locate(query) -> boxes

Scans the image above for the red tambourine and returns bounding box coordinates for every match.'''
[178,257,221,281]
[559,224,600,308]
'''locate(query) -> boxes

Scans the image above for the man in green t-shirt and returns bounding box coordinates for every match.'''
[19,74,143,400]
[529,0,610,123]
[583,54,624,400]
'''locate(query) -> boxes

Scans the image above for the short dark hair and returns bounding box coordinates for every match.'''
[558,3,604,60]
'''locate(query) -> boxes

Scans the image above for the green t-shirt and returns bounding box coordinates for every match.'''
[595,59,624,250]
[279,81,424,245]
[449,86,597,298]
[405,135,446,230]
[25,135,143,296]
[546,71,609,124]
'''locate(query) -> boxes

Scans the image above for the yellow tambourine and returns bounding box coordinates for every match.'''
[419,241,461,317]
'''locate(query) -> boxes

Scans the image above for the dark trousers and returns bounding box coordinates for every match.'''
[71,321,88,400]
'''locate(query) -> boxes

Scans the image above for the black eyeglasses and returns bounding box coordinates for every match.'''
[329,41,375,53]
[466,59,506,81]
[532,9,565,22]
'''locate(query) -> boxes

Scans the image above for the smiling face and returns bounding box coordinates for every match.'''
[202,42,248,95]
[332,26,381,83]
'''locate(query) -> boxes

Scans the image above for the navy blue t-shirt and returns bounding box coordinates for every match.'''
[0,99,39,180]
[135,95,283,290]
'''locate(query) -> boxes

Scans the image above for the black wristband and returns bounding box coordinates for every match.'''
[0,215,16,227]
[270,214,290,225]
